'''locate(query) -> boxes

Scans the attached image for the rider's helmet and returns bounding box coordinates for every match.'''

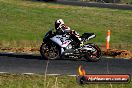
[55,19,64,30]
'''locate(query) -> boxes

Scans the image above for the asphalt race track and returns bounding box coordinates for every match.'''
[55,0,132,10]
[0,53,132,75]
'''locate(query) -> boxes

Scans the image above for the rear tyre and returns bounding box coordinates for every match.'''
[85,44,101,62]
[40,42,60,60]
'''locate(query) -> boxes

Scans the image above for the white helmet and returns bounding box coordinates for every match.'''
[55,19,64,30]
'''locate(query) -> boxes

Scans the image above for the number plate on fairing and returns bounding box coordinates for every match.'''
[50,35,71,48]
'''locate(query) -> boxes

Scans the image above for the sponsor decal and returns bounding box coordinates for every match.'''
[77,66,130,84]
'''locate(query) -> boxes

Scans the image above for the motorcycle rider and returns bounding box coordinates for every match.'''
[55,19,83,47]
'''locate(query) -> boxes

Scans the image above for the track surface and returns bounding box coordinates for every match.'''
[0,53,132,75]
[56,0,132,10]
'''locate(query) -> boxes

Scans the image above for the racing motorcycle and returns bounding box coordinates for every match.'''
[40,29,101,62]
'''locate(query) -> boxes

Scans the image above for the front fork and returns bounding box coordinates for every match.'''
[61,48,65,54]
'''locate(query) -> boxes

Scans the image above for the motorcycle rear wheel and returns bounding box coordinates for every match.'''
[40,42,60,60]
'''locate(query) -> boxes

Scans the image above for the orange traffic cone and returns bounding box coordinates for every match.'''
[106,30,111,50]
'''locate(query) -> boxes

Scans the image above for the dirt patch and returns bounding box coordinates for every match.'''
[102,49,132,59]
[0,47,132,59]
[0,47,39,54]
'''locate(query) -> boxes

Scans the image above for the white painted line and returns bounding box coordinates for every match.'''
[124,58,130,59]
[0,72,8,74]
[22,73,35,75]
[67,75,76,77]
[0,52,15,54]
[8,52,15,54]
[46,74,61,76]
[105,56,113,58]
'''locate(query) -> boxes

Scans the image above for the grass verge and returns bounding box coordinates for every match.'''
[0,0,132,50]
[0,73,131,88]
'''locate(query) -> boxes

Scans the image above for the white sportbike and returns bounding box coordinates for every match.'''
[40,29,101,62]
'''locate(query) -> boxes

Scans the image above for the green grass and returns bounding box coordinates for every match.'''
[0,74,131,88]
[0,0,132,50]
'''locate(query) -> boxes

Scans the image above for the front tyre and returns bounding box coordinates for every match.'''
[40,42,60,60]
[85,44,101,62]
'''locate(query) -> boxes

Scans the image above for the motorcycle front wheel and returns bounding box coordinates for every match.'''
[85,44,101,62]
[40,42,60,60]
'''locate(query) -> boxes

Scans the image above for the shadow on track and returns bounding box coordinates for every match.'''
[0,52,87,61]
[0,53,42,60]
